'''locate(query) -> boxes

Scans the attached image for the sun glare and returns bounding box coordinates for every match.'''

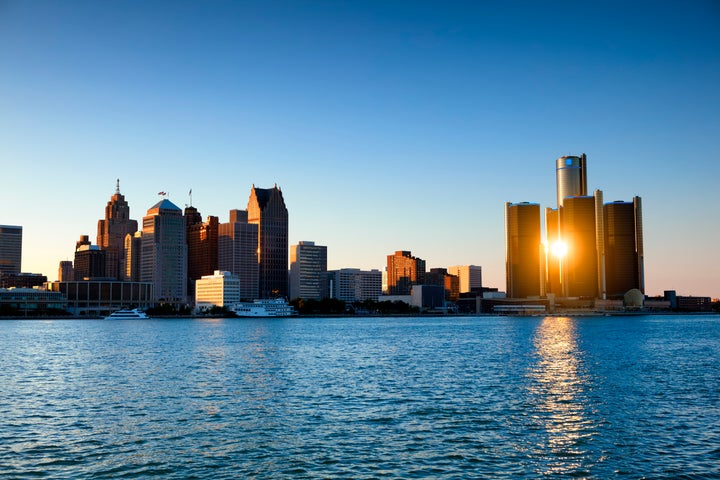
[551,240,568,258]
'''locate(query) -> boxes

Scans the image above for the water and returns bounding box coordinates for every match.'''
[1,315,718,479]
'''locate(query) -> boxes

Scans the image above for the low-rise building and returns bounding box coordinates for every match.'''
[195,270,241,311]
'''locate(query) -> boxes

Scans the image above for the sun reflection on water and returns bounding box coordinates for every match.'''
[526,316,597,476]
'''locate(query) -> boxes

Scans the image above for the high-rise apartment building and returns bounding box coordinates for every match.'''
[604,197,644,298]
[448,265,482,293]
[505,202,543,298]
[185,206,219,298]
[290,241,328,300]
[247,185,288,299]
[141,198,187,307]
[328,268,382,303]
[0,225,22,276]
[561,196,598,298]
[386,250,426,295]
[97,180,138,280]
[556,154,587,207]
[219,209,259,301]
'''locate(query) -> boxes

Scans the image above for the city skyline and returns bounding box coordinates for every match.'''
[2,1,719,298]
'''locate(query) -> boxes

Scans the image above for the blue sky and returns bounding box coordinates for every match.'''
[1,0,719,297]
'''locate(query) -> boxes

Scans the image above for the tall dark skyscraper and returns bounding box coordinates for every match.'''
[604,197,644,298]
[0,225,22,276]
[185,205,219,298]
[247,185,288,299]
[505,202,543,298]
[97,180,138,280]
[556,154,587,207]
[219,209,259,301]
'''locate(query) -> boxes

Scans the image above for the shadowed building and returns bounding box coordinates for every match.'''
[185,206,219,299]
[141,198,187,307]
[247,185,288,299]
[290,241,328,300]
[604,197,644,298]
[328,268,382,303]
[561,196,598,298]
[97,180,138,280]
[0,225,22,276]
[505,202,543,298]
[219,209,259,301]
[386,250,426,295]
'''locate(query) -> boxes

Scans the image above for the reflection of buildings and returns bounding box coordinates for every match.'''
[528,317,592,474]
[289,241,327,300]
[248,185,288,299]
[386,250,426,295]
[505,202,543,298]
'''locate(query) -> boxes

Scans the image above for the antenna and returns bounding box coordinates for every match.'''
[189,188,193,207]
[115,178,120,194]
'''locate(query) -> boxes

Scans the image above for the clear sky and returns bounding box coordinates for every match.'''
[1,0,719,298]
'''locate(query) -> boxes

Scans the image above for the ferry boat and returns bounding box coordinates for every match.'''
[232,298,297,317]
[105,308,149,320]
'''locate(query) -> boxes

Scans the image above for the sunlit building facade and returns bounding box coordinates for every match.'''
[560,196,598,298]
[448,265,482,294]
[195,270,241,310]
[141,198,187,307]
[0,225,22,276]
[247,185,288,299]
[124,231,143,282]
[505,202,543,298]
[556,154,587,207]
[290,241,327,300]
[386,250,426,295]
[604,197,644,298]
[328,268,382,303]
[219,209,259,301]
[97,180,138,280]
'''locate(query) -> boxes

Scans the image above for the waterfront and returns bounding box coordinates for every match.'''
[1,315,718,478]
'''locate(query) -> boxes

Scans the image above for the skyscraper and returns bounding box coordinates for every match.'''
[219,209,259,301]
[561,196,598,298]
[185,206,218,298]
[247,185,288,299]
[604,197,644,298]
[97,180,138,280]
[0,225,22,276]
[505,202,543,298]
[544,207,562,295]
[448,265,483,293]
[386,250,426,295]
[290,241,328,300]
[141,198,187,307]
[556,154,587,207]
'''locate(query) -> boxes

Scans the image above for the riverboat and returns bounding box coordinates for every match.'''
[105,308,149,320]
[232,298,297,317]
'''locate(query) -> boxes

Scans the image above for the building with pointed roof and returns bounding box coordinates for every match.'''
[247,185,288,298]
[97,179,138,280]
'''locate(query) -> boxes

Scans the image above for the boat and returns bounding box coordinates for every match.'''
[231,298,297,317]
[105,308,149,320]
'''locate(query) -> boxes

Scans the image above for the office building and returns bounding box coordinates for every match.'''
[58,260,74,282]
[47,280,153,316]
[247,185,288,298]
[0,225,22,276]
[604,197,644,298]
[195,270,241,310]
[219,209,259,301]
[185,206,219,298]
[561,196,598,298]
[544,207,562,295]
[425,268,460,302]
[124,231,143,282]
[328,268,382,303]
[505,202,543,298]
[448,265,482,294]
[386,250,426,295]
[74,236,106,280]
[141,198,187,307]
[96,180,138,280]
[289,241,327,300]
[556,154,587,207]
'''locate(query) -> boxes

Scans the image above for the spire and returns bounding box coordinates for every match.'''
[115,178,120,194]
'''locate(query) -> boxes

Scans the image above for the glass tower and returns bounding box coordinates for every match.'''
[556,154,587,207]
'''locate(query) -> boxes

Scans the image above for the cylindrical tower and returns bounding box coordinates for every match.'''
[556,153,587,207]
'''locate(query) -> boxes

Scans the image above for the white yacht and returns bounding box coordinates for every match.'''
[105,308,149,320]
[232,298,297,317]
